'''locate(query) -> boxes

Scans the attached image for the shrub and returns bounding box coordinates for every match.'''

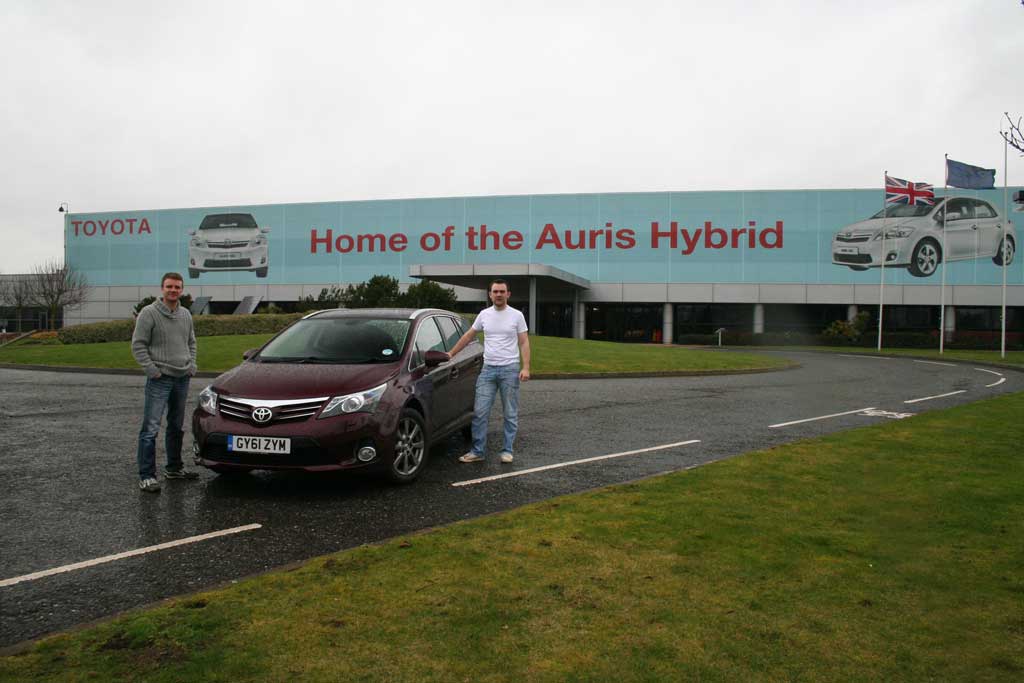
[58,313,304,344]
[133,294,192,316]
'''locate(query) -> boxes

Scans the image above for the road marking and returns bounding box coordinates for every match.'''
[904,390,966,404]
[838,354,893,360]
[451,440,701,487]
[913,360,957,367]
[769,407,876,429]
[974,368,1006,388]
[0,524,262,588]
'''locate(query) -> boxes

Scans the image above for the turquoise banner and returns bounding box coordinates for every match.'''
[65,188,1023,287]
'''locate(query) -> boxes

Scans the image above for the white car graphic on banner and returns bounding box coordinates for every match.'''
[188,213,270,279]
[832,197,1016,277]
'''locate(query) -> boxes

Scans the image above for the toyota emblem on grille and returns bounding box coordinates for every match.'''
[252,407,273,423]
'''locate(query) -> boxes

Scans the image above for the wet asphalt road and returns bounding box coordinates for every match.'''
[0,351,1017,647]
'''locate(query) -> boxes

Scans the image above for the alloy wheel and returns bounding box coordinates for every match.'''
[393,417,425,476]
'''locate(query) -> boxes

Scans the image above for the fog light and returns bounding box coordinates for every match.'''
[357,446,376,462]
[886,252,898,262]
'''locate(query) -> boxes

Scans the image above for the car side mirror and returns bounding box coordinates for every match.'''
[242,348,259,360]
[187,230,196,236]
[261,227,271,233]
[424,350,448,367]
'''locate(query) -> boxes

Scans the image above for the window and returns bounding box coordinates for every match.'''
[411,318,446,367]
[435,316,462,350]
[973,200,996,219]
[946,199,973,221]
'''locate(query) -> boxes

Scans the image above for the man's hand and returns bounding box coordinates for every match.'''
[519,368,530,381]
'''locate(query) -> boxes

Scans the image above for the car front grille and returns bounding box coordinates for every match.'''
[834,253,872,264]
[219,396,328,424]
[204,258,253,268]
[835,234,871,243]
[208,240,251,249]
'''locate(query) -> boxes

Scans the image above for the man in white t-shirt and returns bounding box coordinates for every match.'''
[446,279,531,464]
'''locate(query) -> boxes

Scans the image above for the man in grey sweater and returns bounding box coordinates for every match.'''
[131,272,199,492]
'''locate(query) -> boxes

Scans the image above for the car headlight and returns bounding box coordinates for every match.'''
[254,236,267,246]
[191,239,207,247]
[198,386,218,415]
[319,383,388,419]
[874,227,914,240]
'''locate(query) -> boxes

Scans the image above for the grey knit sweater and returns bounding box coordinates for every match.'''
[131,299,197,379]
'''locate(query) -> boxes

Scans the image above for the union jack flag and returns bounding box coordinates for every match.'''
[885,174,935,206]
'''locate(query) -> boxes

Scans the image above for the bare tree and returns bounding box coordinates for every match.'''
[1003,112,1024,156]
[2,276,36,332]
[27,260,90,330]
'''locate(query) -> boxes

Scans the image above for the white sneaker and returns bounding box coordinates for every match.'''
[458,453,484,463]
[139,478,162,492]
[499,451,514,463]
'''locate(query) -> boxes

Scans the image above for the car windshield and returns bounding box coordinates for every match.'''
[258,318,410,363]
[199,213,258,230]
[870,201,942,219]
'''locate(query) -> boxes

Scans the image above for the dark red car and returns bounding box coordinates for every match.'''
[191,308,482,483]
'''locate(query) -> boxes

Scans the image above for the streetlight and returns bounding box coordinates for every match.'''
[58,202,69,213]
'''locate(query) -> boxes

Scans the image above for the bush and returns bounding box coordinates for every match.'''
[133,294,192,316]
[822,311,870,343]
[59,313,305,344]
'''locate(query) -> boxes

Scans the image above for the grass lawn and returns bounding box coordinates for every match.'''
[2,392,1021,682]
[778,346,1024,368]
[0,334,792,375]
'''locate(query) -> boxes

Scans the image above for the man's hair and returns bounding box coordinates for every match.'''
[161,272,184,286]
[489,278,509,292]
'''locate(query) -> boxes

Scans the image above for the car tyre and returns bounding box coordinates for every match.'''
[189,268,200,279]
[256,267,268,278]
[908,239,940,277]
[387,408,428,484]
[993,236,1015,266]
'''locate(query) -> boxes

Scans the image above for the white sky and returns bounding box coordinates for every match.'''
[1,0,1022,273]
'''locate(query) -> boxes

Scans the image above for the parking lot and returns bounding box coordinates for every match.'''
[0,352,1015,647]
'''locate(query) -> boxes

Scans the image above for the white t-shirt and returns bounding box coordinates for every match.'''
[472,305,528,366]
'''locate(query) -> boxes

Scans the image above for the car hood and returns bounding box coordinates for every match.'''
[196,228,258,241]
[835,217,917,236]
[212,361,400,400]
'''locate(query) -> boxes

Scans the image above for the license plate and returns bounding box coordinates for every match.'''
[228,435,291,454]
[837,247,859,254]
[217,252,240,260]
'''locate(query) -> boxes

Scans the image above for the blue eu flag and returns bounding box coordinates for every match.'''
[946,158,995,189]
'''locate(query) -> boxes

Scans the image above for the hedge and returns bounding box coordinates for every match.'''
[58,313,304,344]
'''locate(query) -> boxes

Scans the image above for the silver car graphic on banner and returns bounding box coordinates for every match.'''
[188,213,270,279]
[832,197,1016,277]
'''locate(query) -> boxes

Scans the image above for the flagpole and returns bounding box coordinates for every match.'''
[940,155,948,354]
[1002,118,1009,359]
[877,171,887,351]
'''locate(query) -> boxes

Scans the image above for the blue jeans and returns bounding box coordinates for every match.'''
[137,375,191,479]
[471,363,520,456]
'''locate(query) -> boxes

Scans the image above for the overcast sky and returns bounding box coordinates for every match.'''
[1,0,1021,273]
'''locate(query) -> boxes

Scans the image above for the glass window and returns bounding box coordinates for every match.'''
[973,200,996,219]
[945,199,973,221]
[259,318,408,363]
[199,213,259,229]
[411,317,447,367]
[435,316,462,350]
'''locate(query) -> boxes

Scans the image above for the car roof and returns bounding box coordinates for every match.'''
[303,308,456,320]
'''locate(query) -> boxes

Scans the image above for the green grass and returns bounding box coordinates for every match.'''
[779,345,1024,367]
[0,334,791,375]
[2,393,1021,682]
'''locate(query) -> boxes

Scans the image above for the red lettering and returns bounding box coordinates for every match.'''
[138,218,151,234]
[388,233,408,252]
[760,220,784,248]
[334,233,355,253]
[441,225,456,251]
[503,230,523,250]
[83,220,96,236]
[356,234,386,252]
[111,219,124,235]
[71,220,82,236]
[420,232,441,252]
[615,228,636,249]
[679,227,700,255]
[311,228,333,253]
[650,221,677,249]
[535,223,563,249]
[704,221,728,249]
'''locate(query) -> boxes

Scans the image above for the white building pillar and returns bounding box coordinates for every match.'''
[574,294,586,339]
[662,303,673,345]
[753,303,765,334]
[944,305,956,343]
[847,304,858,322]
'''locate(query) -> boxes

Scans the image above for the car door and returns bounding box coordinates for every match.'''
[970,199,1002,258]
[436,315,481,426]
[410,316,457,430]
[942,198,975,261]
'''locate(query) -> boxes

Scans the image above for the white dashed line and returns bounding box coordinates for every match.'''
[838,354,893,360]
[451,440,701,487]
[913,360,957,367]
[0,524,263,588]
[768,407,877,429]
[904,390,966,404]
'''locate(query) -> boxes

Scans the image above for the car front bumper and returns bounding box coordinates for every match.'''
[832,237,912,268]
[188,245,268,272]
